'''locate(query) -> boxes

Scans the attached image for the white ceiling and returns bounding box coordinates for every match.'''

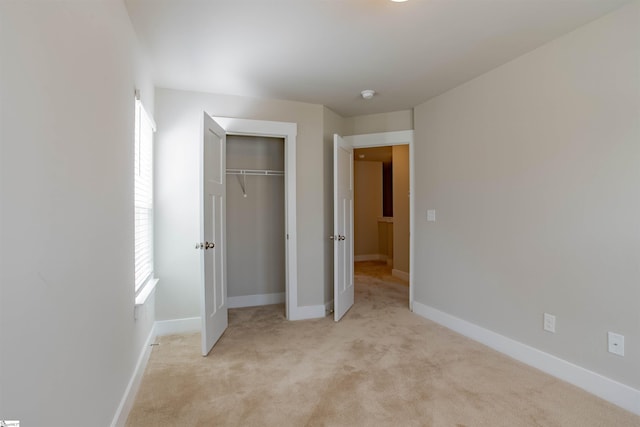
[126,0,628,117]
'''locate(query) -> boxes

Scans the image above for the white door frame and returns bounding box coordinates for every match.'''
[344,130,415,311]
[211,117,299,320]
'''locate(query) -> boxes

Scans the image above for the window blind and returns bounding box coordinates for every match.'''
[134,99,155,294]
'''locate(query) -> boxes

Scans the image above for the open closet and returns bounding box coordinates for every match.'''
[226,134,286,310]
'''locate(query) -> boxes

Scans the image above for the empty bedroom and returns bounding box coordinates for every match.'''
[1,1,639,426]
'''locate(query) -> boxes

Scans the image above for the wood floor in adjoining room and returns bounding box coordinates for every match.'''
[355,260,409,286]
[126,262,639,426]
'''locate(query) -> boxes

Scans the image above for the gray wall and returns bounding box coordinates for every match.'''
[344,109,413,135]
[392,145,410,274]
[0,1,156,424]
[354,161,383,257]
[226,135,285,297]
[155,89,326,320]
[413,1,640,389]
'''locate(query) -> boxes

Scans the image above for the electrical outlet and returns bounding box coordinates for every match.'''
[543,313,556,333]
[608,332,625,356]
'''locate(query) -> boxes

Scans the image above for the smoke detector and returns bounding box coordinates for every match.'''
[361,89,376,100]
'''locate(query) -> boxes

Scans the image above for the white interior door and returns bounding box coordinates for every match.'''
[199,112,228,355]
[333,134,354,321]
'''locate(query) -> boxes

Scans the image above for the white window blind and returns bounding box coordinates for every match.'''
[134,98,156,294]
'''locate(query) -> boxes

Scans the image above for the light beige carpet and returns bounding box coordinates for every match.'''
[127,262,639,426]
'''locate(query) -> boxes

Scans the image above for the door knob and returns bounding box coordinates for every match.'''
[339,235,346,241]
[329,235,336,240]
[195,242,214,249]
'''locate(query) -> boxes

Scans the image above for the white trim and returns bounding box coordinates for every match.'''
[110,323,156,427]
[344,130,413,147]
[134,278,158,307]
[392,269,409,282]
[155,317,201,336]
[354,254,387,262]
[213,117,296,137]
[228,292,285,308]
[413,301,640,416]
[346,130,415,311]
[212,117,299,322]
[409,140,415,311]
[288,304,326,321]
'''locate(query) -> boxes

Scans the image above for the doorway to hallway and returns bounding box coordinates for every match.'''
[353,145,410,277]
[344,129,414,311]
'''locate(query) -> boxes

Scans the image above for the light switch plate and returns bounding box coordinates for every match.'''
[427,209,436,222]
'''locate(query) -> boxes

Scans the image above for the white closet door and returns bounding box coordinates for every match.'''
[333,134,354,321]
[200,112,228,356]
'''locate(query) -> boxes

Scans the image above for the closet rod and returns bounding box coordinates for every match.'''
[226,168,284,176]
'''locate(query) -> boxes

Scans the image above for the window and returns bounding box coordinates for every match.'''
[134,95,157,304]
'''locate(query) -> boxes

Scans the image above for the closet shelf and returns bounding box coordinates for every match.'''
[226,168,284,176]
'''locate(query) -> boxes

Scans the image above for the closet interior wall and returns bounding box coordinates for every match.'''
[226,135,286,304]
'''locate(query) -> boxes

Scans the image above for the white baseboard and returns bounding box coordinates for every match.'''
[354,254,387,262]
[228,292,285,308]
[412,301,640,416]
[392,269,409,281]
[155,317,201,336]
[289,304,326,320]
[110,323,156,427]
